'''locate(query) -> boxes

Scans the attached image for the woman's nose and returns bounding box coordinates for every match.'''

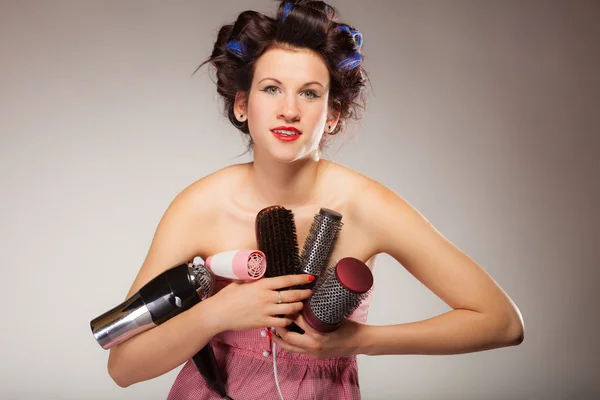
[278,95,300,121]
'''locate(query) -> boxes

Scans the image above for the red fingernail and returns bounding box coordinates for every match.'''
[308,276,315,281]
[267,331,272,338]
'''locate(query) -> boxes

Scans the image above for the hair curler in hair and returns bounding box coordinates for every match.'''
[204,249,267,281]
[302,257,373,333]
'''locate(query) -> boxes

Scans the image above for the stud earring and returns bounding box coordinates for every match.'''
[326,124,338,135]
[233,115,246,129]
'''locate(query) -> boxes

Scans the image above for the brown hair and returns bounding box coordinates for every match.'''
[198,0,367,138]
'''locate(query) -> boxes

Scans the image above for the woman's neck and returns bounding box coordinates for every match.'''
[246,154,326,209]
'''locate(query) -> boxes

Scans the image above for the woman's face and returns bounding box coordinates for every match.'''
[241,46,335,163]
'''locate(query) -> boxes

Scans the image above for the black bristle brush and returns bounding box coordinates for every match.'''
[255,205,300,278]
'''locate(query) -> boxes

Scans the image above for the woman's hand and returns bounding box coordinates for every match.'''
[209,274,314,333]
[271,313,368,359]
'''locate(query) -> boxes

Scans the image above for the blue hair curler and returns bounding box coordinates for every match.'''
[336,25,363,51]
[281,2,293,22]
[352,30,363,50]
[338,51,362,70]
[225,40,247,59]
[337,25,351,35]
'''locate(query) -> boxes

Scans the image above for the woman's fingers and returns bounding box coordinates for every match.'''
[263,287,310,315]
[278,288,312,303]
[261,287,311,304]
[266,316,295,328]
[270,332,307,354]
[263,274,314,290]
[266,301,303,316]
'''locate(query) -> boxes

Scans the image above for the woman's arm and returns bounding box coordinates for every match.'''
[106,182,221,387]
[105,179,314,386]
[273,178,524,359]
[354,180,524,356]
[107,297,223,387]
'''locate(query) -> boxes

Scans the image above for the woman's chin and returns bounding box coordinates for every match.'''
[256,146,318,164]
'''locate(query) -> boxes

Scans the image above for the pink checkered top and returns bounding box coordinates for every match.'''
[167,280,373,400]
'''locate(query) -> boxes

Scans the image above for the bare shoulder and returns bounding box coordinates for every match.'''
[352,171,413,226]
[323,161,422,256]
[318,161,370,203]
[124,164,248,296]
[322,161,407,221]
[177,163,248,217]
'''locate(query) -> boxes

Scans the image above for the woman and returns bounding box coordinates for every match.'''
[107,1,524,399]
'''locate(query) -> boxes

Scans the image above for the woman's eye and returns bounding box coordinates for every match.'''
[302,90,320,99]
[262,86,280,94]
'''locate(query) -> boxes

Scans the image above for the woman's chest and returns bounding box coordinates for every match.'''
[199,204,378,272]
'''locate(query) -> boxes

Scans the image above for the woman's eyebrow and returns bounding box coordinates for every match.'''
[258,77,325,89]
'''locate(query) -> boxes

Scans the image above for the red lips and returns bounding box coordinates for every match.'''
[271,126,302,142]
[271,126,302,134]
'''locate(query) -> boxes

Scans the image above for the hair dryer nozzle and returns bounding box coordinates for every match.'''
[90,292,156,349]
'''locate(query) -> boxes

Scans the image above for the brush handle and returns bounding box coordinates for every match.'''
[192,343,227,397]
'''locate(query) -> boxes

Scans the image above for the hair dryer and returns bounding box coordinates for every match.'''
[90,258,232,397]
[90,260,215,350]
[204,249,267,281]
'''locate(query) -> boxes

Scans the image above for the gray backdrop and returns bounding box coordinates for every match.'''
[1,0,598,399]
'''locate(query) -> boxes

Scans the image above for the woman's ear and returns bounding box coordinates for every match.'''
[233,91,248,122]
[325,109,341,134]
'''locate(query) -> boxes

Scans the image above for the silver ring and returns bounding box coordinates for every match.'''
[277,291,282,304]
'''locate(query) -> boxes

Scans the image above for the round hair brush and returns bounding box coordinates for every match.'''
[287,207,343,333]
[297,208,343,289]
[302,257,373,333]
